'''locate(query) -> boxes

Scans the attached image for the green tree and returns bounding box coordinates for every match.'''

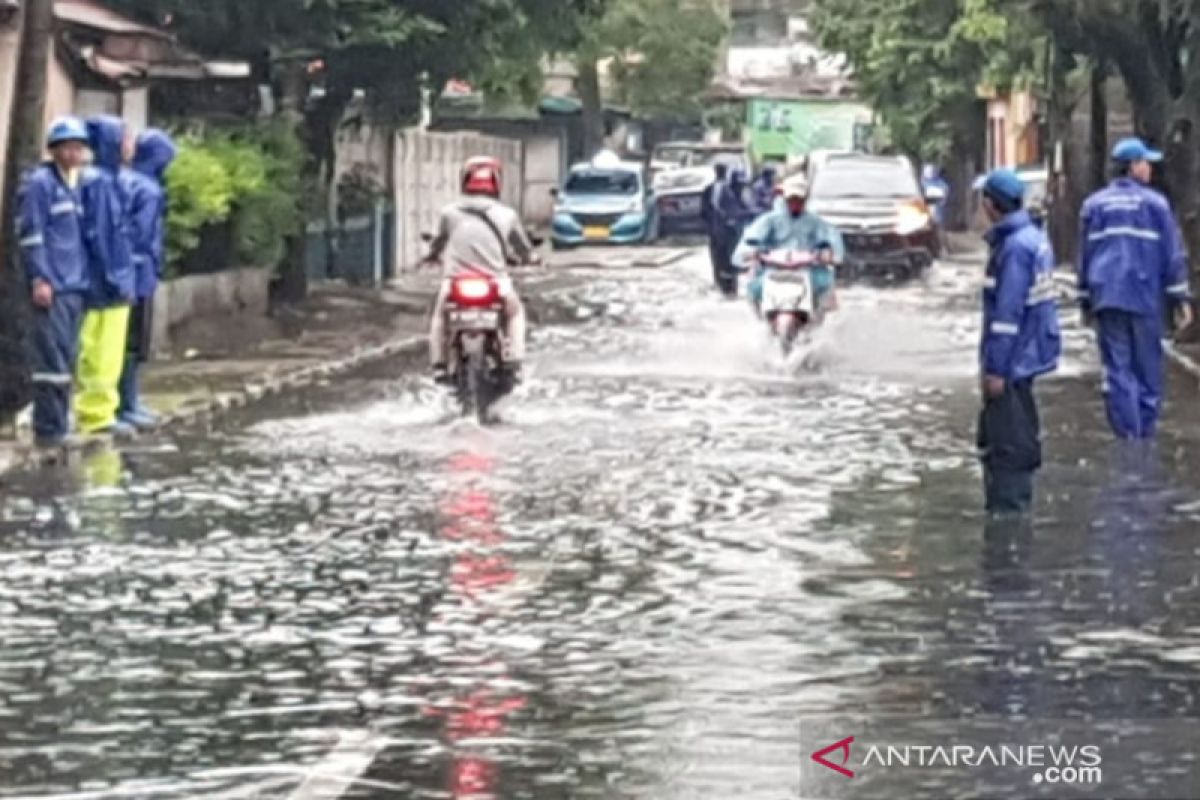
[573,0,727,155]
[810,0,1040,229]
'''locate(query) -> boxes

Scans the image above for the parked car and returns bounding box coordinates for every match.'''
[552,153,657,248]
[651,142,751,236]
[807,153,942,280]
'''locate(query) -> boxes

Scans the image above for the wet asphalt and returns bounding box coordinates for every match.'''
[3,250,1200,799]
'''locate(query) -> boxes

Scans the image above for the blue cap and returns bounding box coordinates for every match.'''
[982,169,1026,204]
[1112,137,1163,163]
[46,116,88,148]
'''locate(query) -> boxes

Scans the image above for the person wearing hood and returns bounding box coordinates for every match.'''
[118,129,177,429]
[16,117,91,447]
[712,167,756,298]
[76,115,136,437]
[751,164,779,215]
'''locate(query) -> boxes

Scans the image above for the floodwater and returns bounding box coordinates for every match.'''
[3,252,1200,799]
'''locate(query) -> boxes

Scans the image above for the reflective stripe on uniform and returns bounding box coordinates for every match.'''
[982,277,996,289]
[991,321,1020,335]
[20,234,44,248]
[31,372,72,385]
[50,201,76,216]
[1088,226,1161,242]
[1167,281,1190,295]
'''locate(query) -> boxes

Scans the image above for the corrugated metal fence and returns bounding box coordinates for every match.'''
[392,130,524,273]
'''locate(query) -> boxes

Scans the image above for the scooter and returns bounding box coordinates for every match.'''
[753,249,834,357]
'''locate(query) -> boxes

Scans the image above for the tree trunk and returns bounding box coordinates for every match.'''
[273,56,310,305]
[1088,59,1108,192]
[0,0,55,426]
[1046,43,1078,265]
[577,55,605,157]
[945,105,984,232]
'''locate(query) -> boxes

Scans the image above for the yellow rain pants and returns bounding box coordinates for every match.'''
[76,305,131,433]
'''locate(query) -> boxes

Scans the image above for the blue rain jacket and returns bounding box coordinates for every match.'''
[81,115,135,308]
[981,210,1062,382]
[714,175,757,241]
[734,208,845,303]
[16,163,88,293]
[751,169,778,214]
[120,130,177,300]
[1079,178,1191,316]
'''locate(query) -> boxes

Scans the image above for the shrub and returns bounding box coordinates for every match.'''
[163,123,307,274]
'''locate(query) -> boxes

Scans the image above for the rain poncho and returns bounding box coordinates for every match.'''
[81,115,135,308]
[734,207,845,306]
[76,115,134,434]
[121,129,177,300]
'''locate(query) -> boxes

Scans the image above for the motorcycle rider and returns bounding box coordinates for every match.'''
[735,174,844,314]
[427,157,538,385]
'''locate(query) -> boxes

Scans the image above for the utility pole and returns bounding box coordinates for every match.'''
[1,0,55,427]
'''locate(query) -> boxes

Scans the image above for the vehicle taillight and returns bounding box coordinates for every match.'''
[451,277,499,306]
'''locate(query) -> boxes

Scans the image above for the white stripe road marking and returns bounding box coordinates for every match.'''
[991,321,1019,335]
[285,729,390,800]
[1088,226,1161,242]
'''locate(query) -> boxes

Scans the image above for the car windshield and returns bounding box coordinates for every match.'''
[812,161,920,199]
[565,170,640,196]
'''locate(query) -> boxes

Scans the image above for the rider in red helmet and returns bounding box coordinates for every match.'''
[426,156,539,384]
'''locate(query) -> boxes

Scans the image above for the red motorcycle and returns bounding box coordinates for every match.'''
[444,272,511,423]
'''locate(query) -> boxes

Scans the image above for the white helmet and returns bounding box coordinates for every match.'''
[782,174,810,199]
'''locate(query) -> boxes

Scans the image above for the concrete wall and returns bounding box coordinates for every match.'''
[0,13,23,223]
[391,129,524,272]
[150,268,272,357]
[522,133,563,224]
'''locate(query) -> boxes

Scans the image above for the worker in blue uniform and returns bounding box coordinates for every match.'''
[977,169,1062,515]
[16,117,92,447]
[1079,138,1194,439]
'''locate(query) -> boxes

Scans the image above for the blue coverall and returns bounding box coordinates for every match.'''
[1079,178,1191,439]
[118,130,177,420]
[978,210,1062,514]
[17,163,89,443]
[711,172,757,296]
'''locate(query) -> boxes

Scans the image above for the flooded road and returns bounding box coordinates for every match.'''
[4,250,1200,798]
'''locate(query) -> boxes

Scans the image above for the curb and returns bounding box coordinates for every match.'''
[0,335,428,478]
[158,335,428,429]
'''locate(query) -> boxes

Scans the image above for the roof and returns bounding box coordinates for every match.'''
[55,0,251,84]
[55,0,170,39]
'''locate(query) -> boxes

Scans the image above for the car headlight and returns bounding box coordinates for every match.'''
[895,204,931,235]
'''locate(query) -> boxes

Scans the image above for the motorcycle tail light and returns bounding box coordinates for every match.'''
[451,277,499,306]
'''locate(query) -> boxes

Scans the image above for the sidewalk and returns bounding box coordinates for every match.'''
[0,261,628,478]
